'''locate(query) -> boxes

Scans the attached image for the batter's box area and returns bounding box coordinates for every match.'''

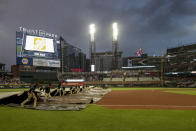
[96,90,196,110]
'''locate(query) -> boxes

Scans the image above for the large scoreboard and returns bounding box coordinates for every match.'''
[16,27,61,68]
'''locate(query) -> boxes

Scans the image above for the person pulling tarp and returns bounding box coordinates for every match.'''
[44,84,51,103]
[54,82,63,96]
[20,83,39,108]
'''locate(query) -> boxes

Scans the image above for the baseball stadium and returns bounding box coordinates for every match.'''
[0,25,196,131]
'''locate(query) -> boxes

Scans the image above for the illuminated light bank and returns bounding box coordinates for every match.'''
[112,22,118,41]
[89,24,96,42]
[65,79,85,82]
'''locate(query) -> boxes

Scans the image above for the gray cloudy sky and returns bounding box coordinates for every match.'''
[0,0,196,69]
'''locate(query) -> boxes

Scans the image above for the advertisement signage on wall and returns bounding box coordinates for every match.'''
[19,26,58,39]
[33,59,60,67]
[17,57,33,65]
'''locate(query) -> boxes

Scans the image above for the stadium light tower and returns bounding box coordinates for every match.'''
[112,22,119,70]
[112,22,118,41]
[89,24,95,42]
[89,24,96,71]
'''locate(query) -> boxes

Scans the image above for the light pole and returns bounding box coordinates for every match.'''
[89,24,96,71]
[161,53,165,87]
[112,22,119,70]
[112,22,118,41]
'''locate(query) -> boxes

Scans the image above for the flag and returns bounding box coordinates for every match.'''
[135,48,143,57]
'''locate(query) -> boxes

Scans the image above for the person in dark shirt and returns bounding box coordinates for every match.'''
[39,86,44,92]
[44,84,51,103]
[62,84,65,96]
[29,85,37,92]
[54,82,62,96]
[21,83,39,108]
[62,82,72,95]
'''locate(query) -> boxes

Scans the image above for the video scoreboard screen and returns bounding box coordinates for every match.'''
[25,35,55,53]
[16,29,61,68]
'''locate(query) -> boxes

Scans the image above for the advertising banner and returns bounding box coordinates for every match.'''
[33,59,60,67]
[16,57,33,65]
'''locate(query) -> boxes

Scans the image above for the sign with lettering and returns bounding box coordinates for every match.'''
[33,59,60,67]
[19,26,58,39]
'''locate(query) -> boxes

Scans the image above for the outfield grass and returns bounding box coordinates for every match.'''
[0,88,28,92]
[165,90,196,96]
[0,105,196,131]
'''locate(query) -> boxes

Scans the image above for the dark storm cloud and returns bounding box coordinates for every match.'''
[136,0,196,33]
[84,0,196,52]
[0,0,196,69]
[117,0,196,55]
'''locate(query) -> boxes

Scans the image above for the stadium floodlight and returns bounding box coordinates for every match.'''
[89,24,96,42]
[112,22,118,41]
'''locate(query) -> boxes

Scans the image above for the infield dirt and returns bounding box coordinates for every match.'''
[96,89,196,110]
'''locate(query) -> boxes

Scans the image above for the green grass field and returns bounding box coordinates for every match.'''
[0,105,196,131]
[165,90,196,96]
[1,87,196,131]
[0,88,28,92]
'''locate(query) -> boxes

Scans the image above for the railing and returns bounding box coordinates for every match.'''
[85,81,162,85]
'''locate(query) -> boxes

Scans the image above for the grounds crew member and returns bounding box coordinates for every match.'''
[62,83,71,95]
[21,83,39,108]
[44,84,51,103]
[39,85,44,92]
[62,84,66,96]
[54,82,62,96]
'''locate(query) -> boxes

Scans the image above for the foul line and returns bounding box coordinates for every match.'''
[99,105,196,108]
